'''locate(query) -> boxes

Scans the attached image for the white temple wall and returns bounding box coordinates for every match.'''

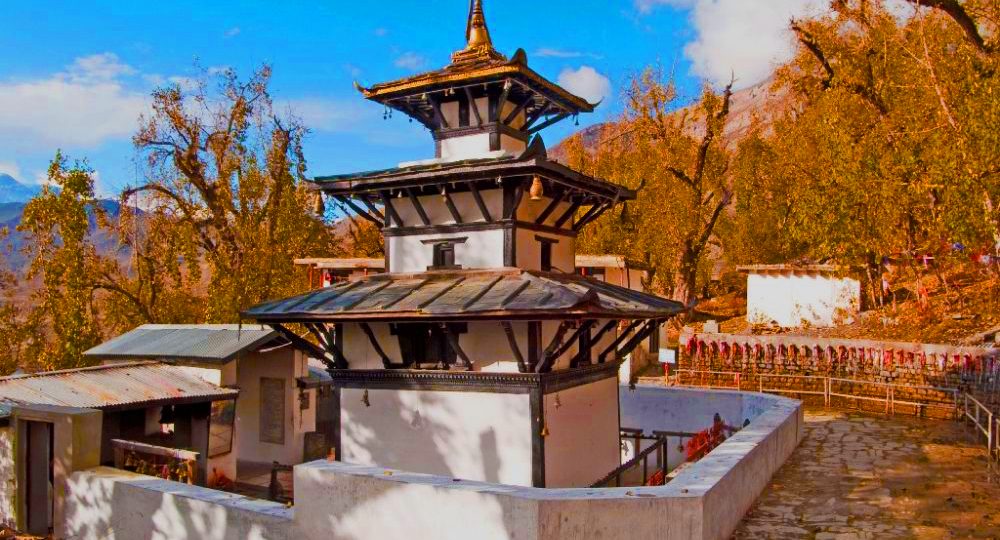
[0,426,14,527]
[388,229,506,272]
[500,134,527,154]
[234,348,316,466]
[543,377,620,487]
[516,229,575,273]
[746,272,860,328]
[340,388,533,485]
[515,195,574,227]
[440,133,492,160]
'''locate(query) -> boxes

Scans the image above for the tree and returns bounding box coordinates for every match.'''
[0,229,40,375]
[124,66,340,322]
[577,70,736,306]
[17,157,105,370]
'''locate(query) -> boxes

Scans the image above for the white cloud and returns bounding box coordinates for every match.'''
[535,48,603,60]
[0,55,148,150]
[280,98,371,132]
[557,66,612,104]
[394,52,427,71]
[225,27,241,38]
[636,0,828,88]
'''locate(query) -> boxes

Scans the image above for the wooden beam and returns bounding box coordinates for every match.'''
[534,191,566,225]
[441,324,473,371]
[443,189,464,224]
[380,191,404,228]
[546,320,596,369]
[574,203,611,231]
[407,189,432,226]
[615,321,660,362]
[495,80,512,122]
[429,95,449,129]
[537,321,573,373]
[465,87,483,126]
[359,322,397,369]
[358,194,385,222]
[553,200,582,229]
[507,182,525,220]
[573,204,604,230]
[270,324,333,370]
[501,322,528,373]
[527,322,541,372]
[335,196,383,227]
[523,103,551,131]
[598,320,644,364]
[469,183,493,222]
[309,323,350,369]
[590,320,619,348]
[527,113,570,135]
[503,96,533,126]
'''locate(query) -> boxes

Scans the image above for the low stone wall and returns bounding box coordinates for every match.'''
[64,468,296,539]
[65,386,801,540]
[0,426,14,528]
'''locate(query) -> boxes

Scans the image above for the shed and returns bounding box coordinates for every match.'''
[738,264,861,328]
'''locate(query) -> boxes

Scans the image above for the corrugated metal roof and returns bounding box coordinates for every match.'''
[83,324,279,365]
[0,362,238,410]
[244,268,683,322]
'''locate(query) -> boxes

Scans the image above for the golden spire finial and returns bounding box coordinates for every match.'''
[465,0,493,50]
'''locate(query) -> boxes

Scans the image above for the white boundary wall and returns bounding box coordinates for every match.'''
[64,387,803,540]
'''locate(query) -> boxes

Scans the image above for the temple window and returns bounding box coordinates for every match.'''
[423,237,467,270]
[537,236,559,272]
[393,323,468,368]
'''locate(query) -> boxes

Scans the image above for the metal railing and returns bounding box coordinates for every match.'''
[961,393,996,460]
[592,429,700,488]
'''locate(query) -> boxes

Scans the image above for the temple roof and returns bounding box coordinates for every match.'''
[243,268,683,323]
[312,137,634,202]
[355,0,594,130]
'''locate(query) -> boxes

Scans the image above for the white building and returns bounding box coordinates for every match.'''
[739,264,861,328]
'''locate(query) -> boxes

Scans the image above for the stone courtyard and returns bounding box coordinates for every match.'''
[734,408,1000,539]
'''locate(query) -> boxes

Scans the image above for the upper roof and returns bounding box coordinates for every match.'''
[243,268,683,323]
[0,361,238,412]
[313,138,634,202]
[84,324,280,365]
[354,0,594,130]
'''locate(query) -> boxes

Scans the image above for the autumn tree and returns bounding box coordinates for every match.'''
[577,70,736,306]
[124,66,340,322]
[17,157,106,370]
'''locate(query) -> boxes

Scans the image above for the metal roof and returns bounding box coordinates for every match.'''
[0,362,238,411]
[83,324,280,365]
[736,264,850,274]
[294,258,386,270]
[244,268,684,323]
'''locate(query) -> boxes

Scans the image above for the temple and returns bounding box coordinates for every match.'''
[243,0,683,488]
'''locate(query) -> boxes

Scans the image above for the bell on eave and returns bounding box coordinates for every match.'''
[529,175,544,201]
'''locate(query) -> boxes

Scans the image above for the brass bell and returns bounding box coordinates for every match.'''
[529,175,544,201]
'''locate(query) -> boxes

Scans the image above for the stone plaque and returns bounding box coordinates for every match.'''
[259,377,286,445]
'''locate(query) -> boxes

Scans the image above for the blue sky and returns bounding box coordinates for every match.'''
[0,0,822,196]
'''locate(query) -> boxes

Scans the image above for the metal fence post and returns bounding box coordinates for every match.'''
[824,378,831,407]
[989,412,994,458]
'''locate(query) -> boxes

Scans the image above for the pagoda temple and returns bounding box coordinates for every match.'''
[244,0,683,489]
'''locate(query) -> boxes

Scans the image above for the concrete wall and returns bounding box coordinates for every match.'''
[515,228,575,273]
[235,347,316,465]
[61,387,802,540]
[387,229,506,272]
[340,388,533,486]
[543,377,619,488]
[746,272,860,328]
[0,426,13,528]
[64,467,296,540]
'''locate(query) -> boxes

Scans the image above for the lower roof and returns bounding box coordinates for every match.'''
[83,324,280,365]
[0,361,238,412]
[244,268,683,323]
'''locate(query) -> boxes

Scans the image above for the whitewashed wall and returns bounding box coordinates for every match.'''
[0,426,14,527]
[746,272,861,328]
[543,377,620,487]
[388,229,506,272]
[235,348,316,465]
[516,228,575,273]
[340,388,533,486]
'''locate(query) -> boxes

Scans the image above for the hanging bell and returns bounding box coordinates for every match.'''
[362,389,371,407]
[313,192,326,216]
[529,175,544,201]
[540,422,549,437]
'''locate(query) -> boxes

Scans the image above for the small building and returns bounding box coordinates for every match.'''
[576,255,647,291]
[0,362,237,535]
[83,324,328,487]
[296,258,385,287]
[738,264,861,328]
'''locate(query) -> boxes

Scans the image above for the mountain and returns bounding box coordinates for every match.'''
[550,78,791,162]
[0,174,44,204]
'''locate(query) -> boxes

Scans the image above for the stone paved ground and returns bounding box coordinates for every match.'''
[733,408,1000,539]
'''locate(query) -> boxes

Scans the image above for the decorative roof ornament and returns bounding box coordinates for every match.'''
[451,0,506,66]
